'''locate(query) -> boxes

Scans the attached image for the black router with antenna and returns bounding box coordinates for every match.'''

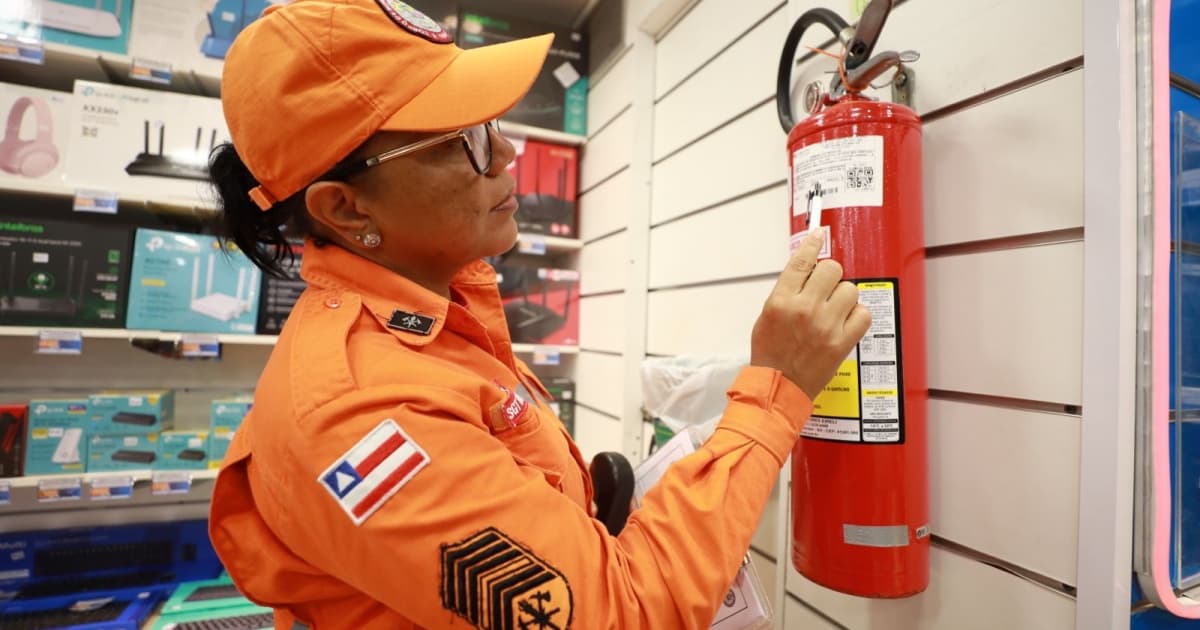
[502,271,573,344]
[125,121,217,181]
[514,144,577,237]
[0,250,86,316]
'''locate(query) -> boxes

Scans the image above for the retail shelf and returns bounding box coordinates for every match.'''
[512,344,581,355]
[0,327,278,346]
[0,470,217,531]
[500,120,588,147]
[0,178,219,215]
[0,39,221,96]
[515,233,583,253]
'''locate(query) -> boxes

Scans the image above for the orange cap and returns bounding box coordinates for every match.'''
[221,0,554,210]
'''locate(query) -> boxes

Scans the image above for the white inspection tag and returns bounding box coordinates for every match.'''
[792,135,884,213]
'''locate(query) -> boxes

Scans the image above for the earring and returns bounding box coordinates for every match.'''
[357,233,382,248]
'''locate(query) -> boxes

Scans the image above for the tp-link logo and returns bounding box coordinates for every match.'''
[146,236,164,252]
[34,405,47,415]
[82,86,94,97]
[217,405,227,414]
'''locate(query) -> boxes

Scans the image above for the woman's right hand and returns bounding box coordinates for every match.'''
[750,229,873,400]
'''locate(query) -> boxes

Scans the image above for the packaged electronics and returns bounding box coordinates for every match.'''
[66,81,229,204]
[24,398,89,475]
[159,430,210,470]
[457,8,587,134]
[0,404,26,477]
[127,228,261,334]
[88,389,175,434]
[543,377,576,437]
[0,82,70,185]
[257,240,305,335]
[88,433,159,471]
[4,0,135,55]
[208,397,251,468]
[129,0,274,77]
[158,575,256,617]
[0,217,131,328]
[497,266,580,346]
[508,138,578,238]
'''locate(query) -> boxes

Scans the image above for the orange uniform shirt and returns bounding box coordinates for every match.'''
[208,241,813,629]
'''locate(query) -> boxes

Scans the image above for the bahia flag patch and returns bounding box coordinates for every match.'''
[319,419,430,526]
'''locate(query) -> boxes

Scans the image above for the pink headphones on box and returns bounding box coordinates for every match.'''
[0,96,60,178]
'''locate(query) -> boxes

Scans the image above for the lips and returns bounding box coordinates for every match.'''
[490,190,519,213]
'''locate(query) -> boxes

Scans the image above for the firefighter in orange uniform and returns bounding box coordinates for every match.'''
[206,1,871,628]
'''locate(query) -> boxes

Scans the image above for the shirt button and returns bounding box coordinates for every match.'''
[325,297,341,309]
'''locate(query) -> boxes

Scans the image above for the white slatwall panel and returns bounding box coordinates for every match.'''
[784,597,843,630]
[654,0,783,98]
[752,481,780,559]
[925,71,1084,247]
[786,547,1076,630]
[575,350,625,417]
[927,242,1083,404]
[650,103,784,225]
[580,231,628,295]
[652,7,786,160]
[581,108,635,192]
[645,278,773,357]
[930,399,1080,585]
[588,48,635,136]
[749,549,778,611]
[578,293,626,353]
[574,406,623,462]
[579,167,632,241]
[648,184,788,289]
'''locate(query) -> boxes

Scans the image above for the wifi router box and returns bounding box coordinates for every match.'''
[495,265,580,346]
[256,239,305,334]
[504,137,578,237]
[7,0,135,55]
[159,430,209,470]
[24,398,89,475]
[88,389,175,435]
[129,0,278,80]
[127,229,261,334]
[0,217,132,328]
[207,397,251,469]
[88,432,159,472]
[66,81,229,205]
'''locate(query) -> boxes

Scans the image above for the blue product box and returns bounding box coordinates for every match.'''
[158,431,209,470]
[126,229,261,334]
[88,433,159,472]
[88,390,174,435]
[24,399,89,475]
[207,398,251,470]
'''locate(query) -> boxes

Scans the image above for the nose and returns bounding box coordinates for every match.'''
[488,125,517,176]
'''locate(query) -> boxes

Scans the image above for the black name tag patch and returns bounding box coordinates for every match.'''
[387,310,436,335]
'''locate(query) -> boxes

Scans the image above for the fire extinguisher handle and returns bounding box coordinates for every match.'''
[843,0,896,71]
[776,8,851,132]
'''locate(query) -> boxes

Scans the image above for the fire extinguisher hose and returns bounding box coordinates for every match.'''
[775,8,851,132]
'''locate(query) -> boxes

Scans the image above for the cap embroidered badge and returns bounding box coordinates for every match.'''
[375,0,453,44]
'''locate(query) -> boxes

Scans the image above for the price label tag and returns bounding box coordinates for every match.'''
[180,334,220,358]
[130,58,172,84]
[0,480,10,506]
[73,189,119,214]
[518,236,547,255]
[36,330,82,355]
[151,471,192,496]
[0,32,44,65]
[89,475,133,501]
[36,477,82,503]
[532,349,561,366]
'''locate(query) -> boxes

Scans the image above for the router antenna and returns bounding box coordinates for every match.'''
[209,128,217,151]
[191,256,200,302]
[7,251,15,299]
[194,126,202,152]
[157,123,164,155]
[65,255,75,299]
[541,272,548,306]
[206,253,215,297]
[143,120,149,154]
[77,258,88,304]
[561,276,572,321]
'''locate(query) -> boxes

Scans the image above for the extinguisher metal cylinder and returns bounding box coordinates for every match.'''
[787,96,929,598]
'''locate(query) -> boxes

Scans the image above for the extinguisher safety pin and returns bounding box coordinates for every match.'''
[807,185,824,234]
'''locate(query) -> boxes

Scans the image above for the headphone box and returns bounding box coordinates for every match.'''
[256,240,306,335]
[66,81,229,205]
[0,404,27,478]
[0,83,70,186]
[5,0,135,55]
[24,399,89,475]
[127,228,261,334]
[158,430,209,470]
[505,138,578,238]
[0,217,132,328]
[88,390,175,435]
[88,432,160,472]
[495,265,580,346]
[129,0,275,80]
[457,8,588,135]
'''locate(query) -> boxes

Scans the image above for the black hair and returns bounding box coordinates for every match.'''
[209,143,318,278]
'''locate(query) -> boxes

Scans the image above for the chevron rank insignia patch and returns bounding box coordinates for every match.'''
[440,528,573,630]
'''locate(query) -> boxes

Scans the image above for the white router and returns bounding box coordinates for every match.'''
[189,253,258,322]
[16,0,123,39]
[51,427,83,464]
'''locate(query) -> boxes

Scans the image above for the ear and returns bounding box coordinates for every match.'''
[305,181,370,239]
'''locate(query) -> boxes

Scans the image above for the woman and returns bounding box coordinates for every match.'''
[207,1,871,628]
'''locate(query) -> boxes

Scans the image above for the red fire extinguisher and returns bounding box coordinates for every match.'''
[777,0,929,598]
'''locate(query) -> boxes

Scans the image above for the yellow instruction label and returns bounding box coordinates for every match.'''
[812,349,860,419]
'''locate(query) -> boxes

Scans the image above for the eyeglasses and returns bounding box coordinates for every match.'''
[323,120,498,181]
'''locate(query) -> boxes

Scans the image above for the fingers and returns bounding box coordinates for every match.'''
[826,280,859,316]
[802,259,843,301]
[844,303,873,340]
[772,229,826,295]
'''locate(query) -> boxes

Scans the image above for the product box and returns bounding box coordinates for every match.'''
[506,138,578,237]
[127,229,261,334]
[3,0,134,55]
[88,390,175,435]
[0,217,132,328]
[543,377,576,437]
[457,9,587,134]
[0,83,71,186]
[24,398,89,475]
[208,397,251,469]
[257,240,306,335]
[88,433,159,472]
[66,81,229,204]
[158,430,209,470]
[0,404,27,477]
[497,266,579,345]
[129,0,274,78]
